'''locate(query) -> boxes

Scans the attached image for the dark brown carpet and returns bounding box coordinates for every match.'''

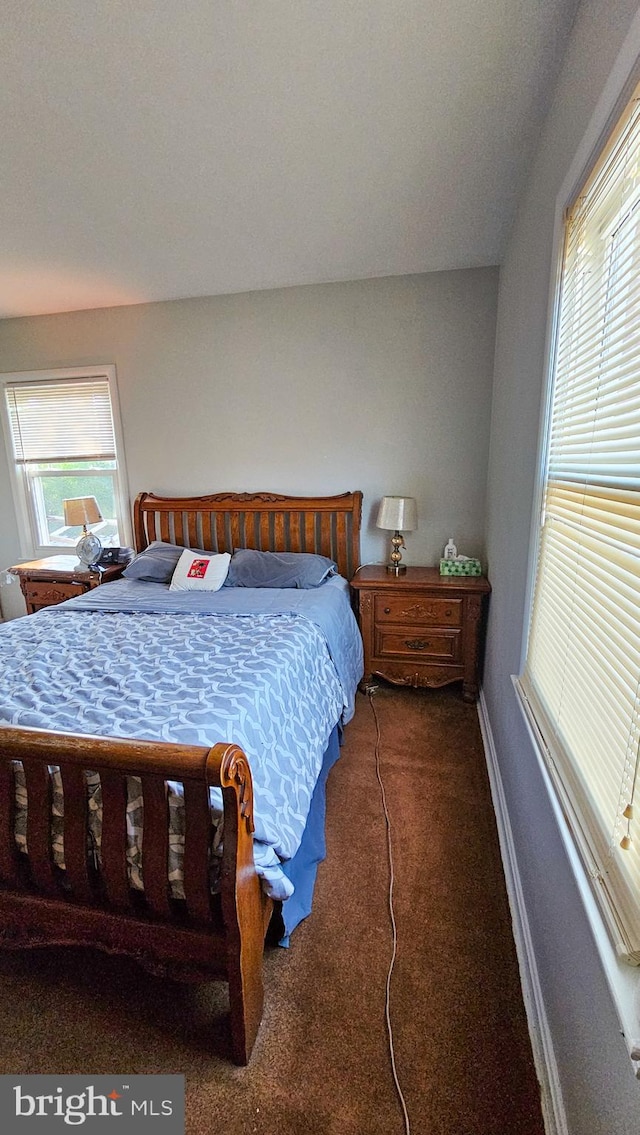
[0,685,544,1135]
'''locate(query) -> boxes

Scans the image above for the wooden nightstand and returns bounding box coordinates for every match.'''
[9,555,126,615]
[351,565,491,702]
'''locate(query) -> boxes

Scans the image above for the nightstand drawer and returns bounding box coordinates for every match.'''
[374,594,463,627]
[375,627,462,662]
[25,581,87,608]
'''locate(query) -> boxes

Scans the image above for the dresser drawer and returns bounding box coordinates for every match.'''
[375,626,462,662]
[374,593,463,627]
[25,581,87,608]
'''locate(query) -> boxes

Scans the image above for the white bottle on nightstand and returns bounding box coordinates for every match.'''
[443,537,457,560]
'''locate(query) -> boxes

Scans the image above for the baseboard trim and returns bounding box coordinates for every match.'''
[477,690,568,1135]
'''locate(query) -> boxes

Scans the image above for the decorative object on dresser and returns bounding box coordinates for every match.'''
[8,556,125,614]
[439,555,483,577]
[375,495,418,574]
[351,564,490,702]
[63,495,104,566]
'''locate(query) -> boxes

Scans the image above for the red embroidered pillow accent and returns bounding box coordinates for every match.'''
[169,550,231,591]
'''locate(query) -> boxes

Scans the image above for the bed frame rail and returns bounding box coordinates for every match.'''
[0,725,270,1064]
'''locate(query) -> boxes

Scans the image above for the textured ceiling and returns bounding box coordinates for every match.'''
[0,0,578,318]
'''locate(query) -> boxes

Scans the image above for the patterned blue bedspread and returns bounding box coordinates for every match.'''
[0,576,363,901]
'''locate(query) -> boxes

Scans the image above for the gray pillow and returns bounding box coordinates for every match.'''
[123,541,191,583]
[225,549,337,589]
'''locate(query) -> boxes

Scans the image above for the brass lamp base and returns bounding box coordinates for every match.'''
[386,530,407,574]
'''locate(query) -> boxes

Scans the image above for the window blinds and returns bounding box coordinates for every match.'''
[5,377,116,464]
[520,83,640,963]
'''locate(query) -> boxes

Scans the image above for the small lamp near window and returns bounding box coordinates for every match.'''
[63,496,103,568]
[376,496,418,574]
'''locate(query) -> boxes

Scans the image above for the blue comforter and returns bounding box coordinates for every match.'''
[0,575,363,900]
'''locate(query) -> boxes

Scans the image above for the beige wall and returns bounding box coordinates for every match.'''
[0,268,498,618]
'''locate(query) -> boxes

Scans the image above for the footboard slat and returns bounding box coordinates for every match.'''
[99,770,132,909]
[0,759,19,886]
[183,781,214,924]
[140,775,172,919]
[23,763,57,895]
[59,764,93,902]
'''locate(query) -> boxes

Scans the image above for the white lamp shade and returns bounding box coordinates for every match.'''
[376,496,417,532]
[63,496,103,527]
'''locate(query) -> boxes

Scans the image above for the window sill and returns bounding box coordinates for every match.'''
[512,675,640,1078]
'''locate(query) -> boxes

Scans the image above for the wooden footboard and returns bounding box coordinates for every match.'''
[0,726,272,1064]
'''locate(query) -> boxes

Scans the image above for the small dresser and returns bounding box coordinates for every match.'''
[9,555,125,615]
[350,565,490,702]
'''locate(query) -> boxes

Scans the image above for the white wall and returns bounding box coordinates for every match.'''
[484,1,640,1132]
[0,269,498,618]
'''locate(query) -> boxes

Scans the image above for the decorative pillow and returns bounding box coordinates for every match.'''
[169,549,231,592]
[122,541,187,583]
[225,548,337,589]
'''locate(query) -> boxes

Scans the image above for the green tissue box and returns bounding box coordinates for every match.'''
[439,557,482,577]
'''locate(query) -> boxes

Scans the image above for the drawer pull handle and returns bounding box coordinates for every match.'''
[384,607,391,614]
[405,638,430,650]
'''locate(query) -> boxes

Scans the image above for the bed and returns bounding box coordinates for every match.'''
[0,490,363,1063]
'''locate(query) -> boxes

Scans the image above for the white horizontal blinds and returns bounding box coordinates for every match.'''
[6,377,116,464]
[522,82,640,962]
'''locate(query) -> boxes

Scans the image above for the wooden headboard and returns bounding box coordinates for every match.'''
[133,491,363,580]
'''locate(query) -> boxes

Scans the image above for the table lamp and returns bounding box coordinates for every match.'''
[63,496,103,567]
[376,496,417,574]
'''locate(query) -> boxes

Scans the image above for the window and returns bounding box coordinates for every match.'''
[518,82,640,965]
[1,366,130,557]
